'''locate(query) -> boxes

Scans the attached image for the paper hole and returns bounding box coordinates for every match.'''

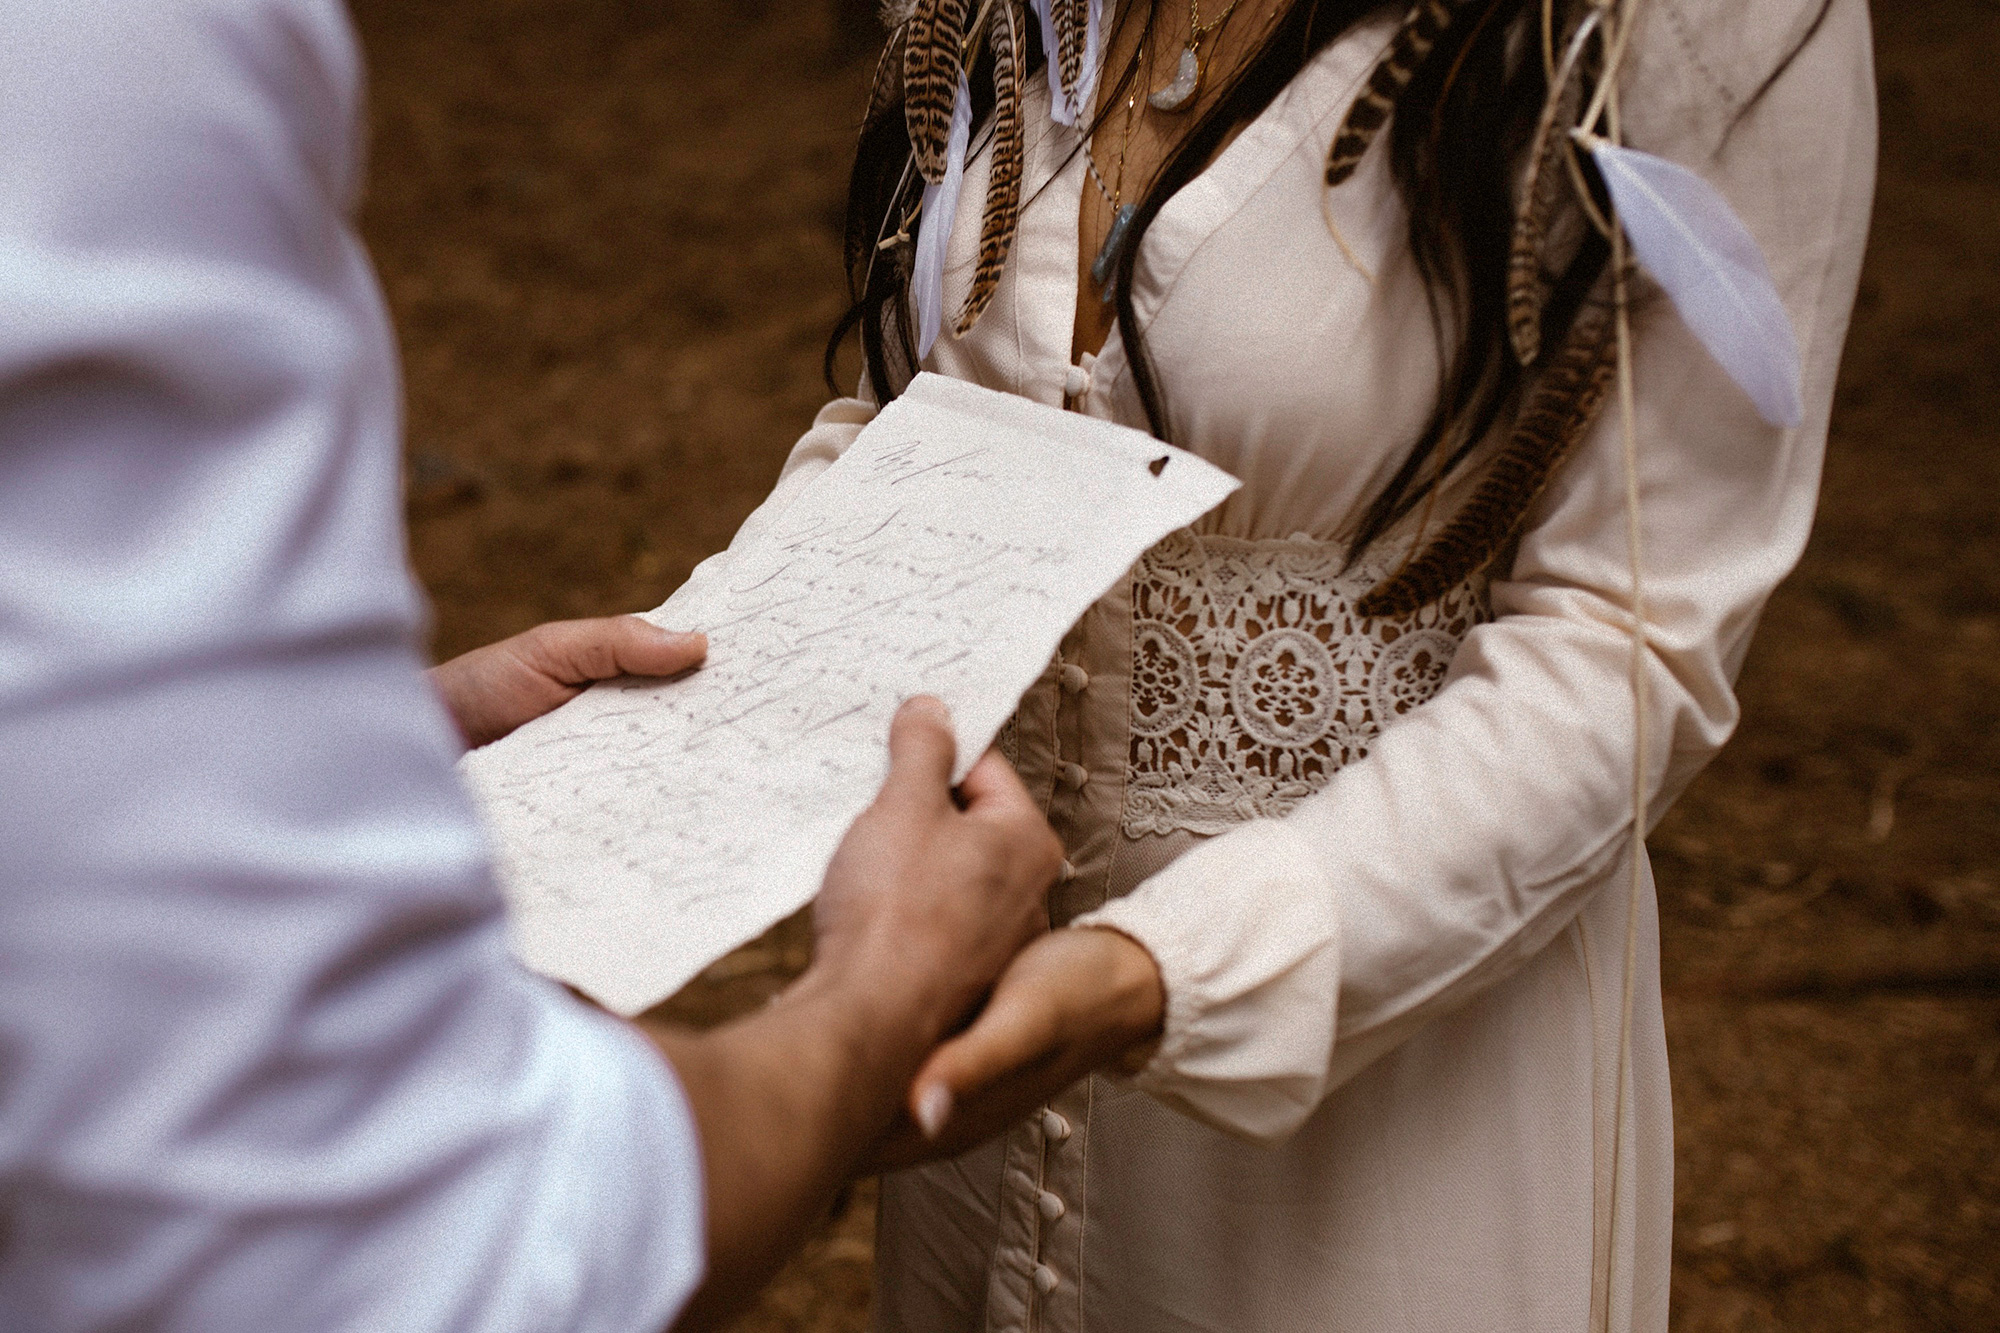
[1149,456,1169,477]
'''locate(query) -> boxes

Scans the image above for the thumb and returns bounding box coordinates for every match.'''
[880,695,958,809]
[908,982,1058,1139]
[601,617,708,679]
[528,616,707,687]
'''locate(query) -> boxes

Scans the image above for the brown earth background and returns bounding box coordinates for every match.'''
[348,2,1999,1329]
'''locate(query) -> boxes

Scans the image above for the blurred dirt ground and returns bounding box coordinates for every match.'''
[349,2,1999,1328]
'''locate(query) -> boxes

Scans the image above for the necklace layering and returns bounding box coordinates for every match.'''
[1087,0,1243,294]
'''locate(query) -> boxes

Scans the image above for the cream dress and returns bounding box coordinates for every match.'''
[710,2,1876,1329]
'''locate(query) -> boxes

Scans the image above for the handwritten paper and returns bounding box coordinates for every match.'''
[461,373,1240,1015]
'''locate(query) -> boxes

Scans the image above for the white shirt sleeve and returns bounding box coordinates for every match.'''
[0,3,704,1328]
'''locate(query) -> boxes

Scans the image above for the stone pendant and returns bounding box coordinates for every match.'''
[1091,203,1139,299]
[1148,46,1200,111]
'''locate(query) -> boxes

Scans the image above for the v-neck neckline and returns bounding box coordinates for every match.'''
[1052,8,1402,391]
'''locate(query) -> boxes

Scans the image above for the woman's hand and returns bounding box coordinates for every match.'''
[429,615,707,749]
[871,926,1166,1171]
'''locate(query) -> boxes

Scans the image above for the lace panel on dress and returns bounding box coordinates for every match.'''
[1123,531,1490,838]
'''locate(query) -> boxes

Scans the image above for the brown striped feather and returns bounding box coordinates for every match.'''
[1507,9,1595,365]
[905,0,973,184]
[956,2,1025,334]
[1054,0,1087,110]
[1506,79,1582,364]
[866,19,909,130]
[1325,0,1464,188]
[1359,303,1619,616]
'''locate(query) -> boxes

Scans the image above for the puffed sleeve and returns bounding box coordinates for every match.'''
[0,3,703,1327]
[1077,0,1878,1144]
[648,394,876,621]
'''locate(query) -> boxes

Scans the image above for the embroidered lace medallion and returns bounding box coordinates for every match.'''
[1123,531,1489,837]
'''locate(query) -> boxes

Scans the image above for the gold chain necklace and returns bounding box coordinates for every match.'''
[1085,87,1141,296]
[1087,1,1243,297]
[1148,0,1244,111]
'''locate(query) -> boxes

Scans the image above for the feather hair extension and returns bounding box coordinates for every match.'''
[1324,0,1468,188]
[1585,137,1805,428]
[905,0,973,184]
[865,18,910,129]
[879,0,920,26]
[911,73,973,357]
[957,2,1026,334]
[1055,0,1089,117]
[1029,0,1100,124]
[1507,7,1601,365]
[846,24,913,283]
[1359,302,1619,616]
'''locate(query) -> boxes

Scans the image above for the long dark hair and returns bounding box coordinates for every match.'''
[827,0,1829,590]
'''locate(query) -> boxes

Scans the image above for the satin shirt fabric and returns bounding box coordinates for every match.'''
[706,2,1877,1330]
[0,3,704,1328]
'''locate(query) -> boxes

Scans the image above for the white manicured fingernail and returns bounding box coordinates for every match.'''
[915,1083,953,1139]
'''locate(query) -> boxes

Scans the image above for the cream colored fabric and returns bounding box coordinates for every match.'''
[712,2,1876,1329]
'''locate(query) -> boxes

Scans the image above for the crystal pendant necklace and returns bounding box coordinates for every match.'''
[1148,0,1243,112]
[1086,87,1141,298]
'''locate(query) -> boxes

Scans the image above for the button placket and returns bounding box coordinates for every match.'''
[1027,1079,1091,1333]
[982,1120,1052,1333]
[1052,645,1091,795]
[1022,1105,1071,1326]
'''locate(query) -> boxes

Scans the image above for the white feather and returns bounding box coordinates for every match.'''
[912,75,973,359]
[1028,0,1061,117]
[1078,0,1104,124]
[1586,139,1804,429]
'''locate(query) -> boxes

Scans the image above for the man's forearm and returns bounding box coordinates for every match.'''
[645,961,941,1332]
[640,704,1061,1330]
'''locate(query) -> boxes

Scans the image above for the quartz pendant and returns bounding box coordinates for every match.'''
[1148,46,1200,111]
[1091,203,1138,298]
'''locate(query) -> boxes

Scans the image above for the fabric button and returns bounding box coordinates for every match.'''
[1033,1263,1060,1295]
[1040,1108,1072,1142]
[1056,761,1088,792]
[1063,362,1091,398]
[1058,858,1077,883]
[1037,1189,1067,1222]
[1059,663,1090,693]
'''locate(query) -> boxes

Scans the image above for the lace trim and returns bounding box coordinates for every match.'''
[1123,531,1489,838]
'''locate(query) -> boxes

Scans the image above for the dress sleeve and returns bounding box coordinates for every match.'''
[0,3,701,1327]
[1076,0,1879,1145]
[646,394,877,621]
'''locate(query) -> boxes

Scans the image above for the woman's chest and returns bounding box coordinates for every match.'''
[928,13,1443,541]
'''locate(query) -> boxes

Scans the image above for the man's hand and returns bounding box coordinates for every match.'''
[871,925,1165,1170]
[652,697,1062,1331]
[812,696,1064,1059]
[428,615,707,749]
